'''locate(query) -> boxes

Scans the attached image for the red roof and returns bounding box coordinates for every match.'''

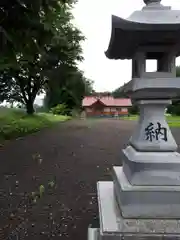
[82,96,132,107]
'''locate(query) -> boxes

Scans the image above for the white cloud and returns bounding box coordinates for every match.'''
[72,0,180,92]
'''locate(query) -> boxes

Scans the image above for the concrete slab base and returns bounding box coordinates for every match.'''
[88,228,99,240]
[112,166,180,218]
[93,181,180,240]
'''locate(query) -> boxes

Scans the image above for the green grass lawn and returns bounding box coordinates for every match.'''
[121,115,138,121]
[121,115,180,127]
[0,107,71,142]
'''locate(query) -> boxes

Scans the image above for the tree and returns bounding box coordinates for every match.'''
[0,69,14,102]
[129,105,139,115]
[0,0,85,114]
[44,64,94,111]
[0,0,77,69]
[112,83,129,98]
[84,79,95,96]
[167,66,180,115]
[91,92,111,97]
[0,60,46,114]
[177,66,180,77]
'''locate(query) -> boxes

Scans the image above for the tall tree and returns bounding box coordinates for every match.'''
[0,0,85,114]
[0,0,77,69]
[160,66,180,115]
[44,64,94,110]
[112,82,129,98]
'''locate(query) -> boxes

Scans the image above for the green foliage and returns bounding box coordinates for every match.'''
[128,105,139,115]
[168,116,180,127]
[0,0,78,69]
[90,91,111,97]
[0,0,85,115]
[176,66,180,77]
[39,185,45,198]
[84,79,95,96]
[121,115,138,120]
[174,105,180,115]
[50,104,70,115]
[31,178,56,204]
[0,108,70,142]
[167,102,180,116]
[112,83,128,98]
[44,65,94,111]
[166,66,180,115]
[121,115,180,127]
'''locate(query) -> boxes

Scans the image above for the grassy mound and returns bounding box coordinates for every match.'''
[0,107,70,141]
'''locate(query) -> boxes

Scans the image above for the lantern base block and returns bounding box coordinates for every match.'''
[123,145,180,186]
[88,180,180,240]
[113,166,180,219]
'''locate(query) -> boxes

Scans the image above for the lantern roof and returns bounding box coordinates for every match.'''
[105,0,180,59]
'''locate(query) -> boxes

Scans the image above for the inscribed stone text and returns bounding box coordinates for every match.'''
[145,122,167,142]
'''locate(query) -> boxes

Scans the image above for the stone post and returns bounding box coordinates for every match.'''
[88,0,180,239]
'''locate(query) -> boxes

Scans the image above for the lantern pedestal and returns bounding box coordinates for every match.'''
[129,100,177,152]
[88,181,180,240]
[94,181,180,240]
[123,146,180,186]
[113,167,180,218]
[87,0,180,239]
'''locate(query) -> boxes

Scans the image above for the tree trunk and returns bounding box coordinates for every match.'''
[26,100,35,115]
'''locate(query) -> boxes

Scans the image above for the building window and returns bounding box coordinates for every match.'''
[86,108,92,112]
[104,108,110,112]
[121,108,128,112]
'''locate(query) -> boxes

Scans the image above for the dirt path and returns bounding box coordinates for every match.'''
[0,119,179,239]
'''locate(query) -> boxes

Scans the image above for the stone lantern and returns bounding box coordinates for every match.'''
[88,0,180,239]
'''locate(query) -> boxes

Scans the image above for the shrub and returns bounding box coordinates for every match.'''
[167,103,180,116]
[129,105,139,115]
[50,104,70,116]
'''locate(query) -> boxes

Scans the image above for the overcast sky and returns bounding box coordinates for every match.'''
[72,0,180,92]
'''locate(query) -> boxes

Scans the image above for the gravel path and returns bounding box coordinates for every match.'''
[0,119,179,239]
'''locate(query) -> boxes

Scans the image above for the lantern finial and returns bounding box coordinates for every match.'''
[144,0,161,5]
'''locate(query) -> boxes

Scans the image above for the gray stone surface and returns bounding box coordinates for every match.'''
[124,77,180,100]
[123,145,180,186]
[129,100,177,152]
[88,228,99,240]
[129,2,173,23]
[98,181,180,236]
[88,0,180,239]
[90,183,180,239]
[144,0,161,4]
[112,167,180,218]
